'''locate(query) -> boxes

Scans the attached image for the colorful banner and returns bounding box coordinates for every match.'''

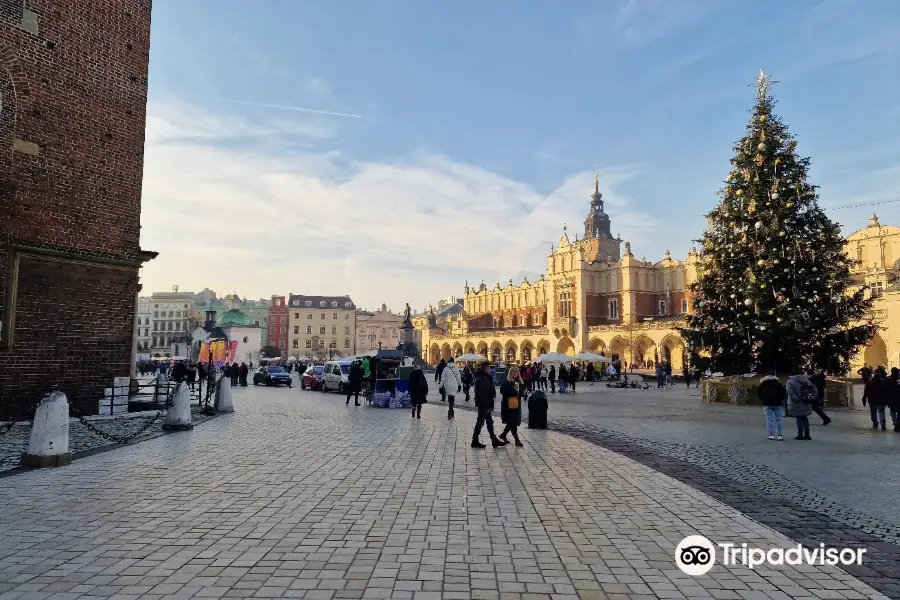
[199,340,239,366]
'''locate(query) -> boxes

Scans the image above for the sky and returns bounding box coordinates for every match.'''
[139,0,900,312]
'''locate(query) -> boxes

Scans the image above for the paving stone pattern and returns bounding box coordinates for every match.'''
[0,406,216,474]
[0,385,893,599]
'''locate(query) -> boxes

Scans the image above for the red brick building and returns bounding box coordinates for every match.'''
[267,295,288,356]
[0,0,155,418]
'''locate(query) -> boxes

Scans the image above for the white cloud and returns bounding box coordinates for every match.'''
[610,0,728,46]
[139,101,655,311]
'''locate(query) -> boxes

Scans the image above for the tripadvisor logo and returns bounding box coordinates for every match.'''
[675,535,866,576]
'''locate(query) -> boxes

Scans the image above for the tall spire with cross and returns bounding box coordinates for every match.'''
[584,170,611,240]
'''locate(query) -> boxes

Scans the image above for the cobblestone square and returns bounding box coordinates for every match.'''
[0,384,897,599]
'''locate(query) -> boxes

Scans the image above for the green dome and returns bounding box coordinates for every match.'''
[217,308,252,327]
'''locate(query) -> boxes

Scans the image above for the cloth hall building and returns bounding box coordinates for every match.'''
[419,177,700,371]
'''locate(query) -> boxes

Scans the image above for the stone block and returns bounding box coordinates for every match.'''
[112,404,127,415]
[114,376,130,387]
[112,396,128,406]
[98,404,112,416]
[104,387,113,398]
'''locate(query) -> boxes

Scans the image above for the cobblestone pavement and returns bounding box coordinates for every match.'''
[0,384,894,600]
[0,406,217,474]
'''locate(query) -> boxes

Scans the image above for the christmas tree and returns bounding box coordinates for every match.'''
[681,70,876,375]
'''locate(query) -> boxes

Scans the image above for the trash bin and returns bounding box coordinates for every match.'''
[528,390,548,429]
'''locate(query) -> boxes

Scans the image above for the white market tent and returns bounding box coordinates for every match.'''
[534,352,572,363]
[574,352,607,362]
[455,353,487,362]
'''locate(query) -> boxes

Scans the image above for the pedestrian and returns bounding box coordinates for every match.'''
[858,364,873,386]
[683,365,692,388]
[436,358,447,402]
[171,360,187,383]
[522,365,532,392]
[862,366,889,431]
[586,361,595,383]
[540,364,548,390]
[548,364,556,393]
[888,368,900,432]
[568,364,578,392]
[807,370,832,426]
[239,362,248,387]
[462,364,473,402]
[186,362,197,390]
[472,361,506,449]
[694,365,702,387]
[758,372,786,440]
[499,365,524,447]
[408,364,428,419]
[656,362,664,388]
[346,360,362,406]
[664,361,672,387]
[786,369,816,440]
[229,362,239,387]
[441,357,461,420]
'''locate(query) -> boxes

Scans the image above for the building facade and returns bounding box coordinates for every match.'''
[0,0,155,417]
[356,304,404,351]
[267,295,289,355]
[149,288,195,357]
[194,293,268,344]
[136,297,152,358]
[287,295,357,359]
[419,177,700,371]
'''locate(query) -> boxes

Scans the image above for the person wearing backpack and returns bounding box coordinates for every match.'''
[862,366,889,431]
[786,368,816,440]
[440,357,462,420]
[758,372,786,440]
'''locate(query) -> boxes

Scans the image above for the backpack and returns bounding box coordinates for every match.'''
[800,383,817,404]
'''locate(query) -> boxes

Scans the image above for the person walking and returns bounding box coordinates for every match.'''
[888,368,900,432]
[522,364,532,393]
[435,359,447,402]
[568,364,578,392]
[229,362,239,387]
[441,357,462,420]
[656,363,664,388]
[408,364,428,419]
[540,364,548,390]
[472,362,506,449]
[683,365,692,388]
[786,369,815,440]
[586,361,595,383]
[664,362,672,387]
[758,372,786,440]
[239,362,249,387]
[346,360,363,406]
[807,370,832,426]
[499,365,524,447]
[548,365,556,393]
[858,364,873,386]
[462,364,473,402]
[862,366,889,431]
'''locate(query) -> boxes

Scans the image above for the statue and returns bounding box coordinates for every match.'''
[403,302,412,326]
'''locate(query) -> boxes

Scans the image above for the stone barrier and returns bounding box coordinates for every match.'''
[163,382,193,431]
[702,376,855,408]
[216,378,233,413]
[20,390,72,468]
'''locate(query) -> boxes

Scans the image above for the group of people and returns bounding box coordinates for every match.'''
[857,365,900,432]
[224,362,250,387]
[758,369,832,440]
[407,358,524,448]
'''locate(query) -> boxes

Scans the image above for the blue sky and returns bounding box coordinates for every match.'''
[139,0,900,312]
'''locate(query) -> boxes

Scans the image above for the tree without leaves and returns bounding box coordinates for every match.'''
[680,71,876,376]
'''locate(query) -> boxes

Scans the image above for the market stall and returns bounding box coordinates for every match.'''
[367,349,411,408]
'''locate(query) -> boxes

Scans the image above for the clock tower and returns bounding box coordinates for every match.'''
[583,174,622,260]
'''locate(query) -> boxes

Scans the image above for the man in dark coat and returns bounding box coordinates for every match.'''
[472,362,505,449]
[807,370,831,426]
[461,365,473,402]
[408,365,428,419]
[239,363,249,387]
[346,360,363,406]
[863,366,889,431]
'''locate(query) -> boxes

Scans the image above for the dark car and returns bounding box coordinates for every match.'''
[300,365,325,390]
[253,366,292,387]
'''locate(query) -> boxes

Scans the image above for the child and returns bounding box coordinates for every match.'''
[758,373,786,440]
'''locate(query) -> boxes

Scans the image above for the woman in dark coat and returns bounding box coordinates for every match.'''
[346,361,363,406]
[499,365,524,446]
[409,365,428,419]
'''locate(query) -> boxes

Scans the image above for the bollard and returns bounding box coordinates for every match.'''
[21,390,72,468]
[163,381,193,431]
[216,378,234,413]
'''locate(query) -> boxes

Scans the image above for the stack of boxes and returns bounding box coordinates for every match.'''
[98,376,130,415]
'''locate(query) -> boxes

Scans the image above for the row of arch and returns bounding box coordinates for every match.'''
[428,333,687,369]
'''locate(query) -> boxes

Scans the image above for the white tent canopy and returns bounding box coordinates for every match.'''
[574,352,607,362]
[455,353,487,362]
[534,352,572,363]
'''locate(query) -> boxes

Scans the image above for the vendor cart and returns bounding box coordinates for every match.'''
[367,350,411,408]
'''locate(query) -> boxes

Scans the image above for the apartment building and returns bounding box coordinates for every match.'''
[287,295,356,359]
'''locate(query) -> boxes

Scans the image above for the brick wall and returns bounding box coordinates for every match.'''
[0,1,152,419]
[585,293,622,326]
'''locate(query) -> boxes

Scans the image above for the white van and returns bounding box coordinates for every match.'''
[322,360,353,393]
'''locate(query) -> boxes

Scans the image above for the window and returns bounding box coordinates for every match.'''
[872,281,885,299]
[345,302,352,308]
[294,313,299,319]
[307,313,312,319]
[492,317,499,328]
[332,326,337,334]
[269,317,277,325]
[305,300,312,307]
[319,301,326,307]
[319,339,325,349]
[344,339,351,348]
[329,340,337,348]
[332,312,338,319]
[280,316,287,323]
[320,314,325,320]
[331,301,338,308]
[306,326,312,334]
[320,326,326,334]
[658,301,667,315]
[608,299,619,319]
[280,341,286,349]
[505,316,512,328]
[280,327,286,334]
[293,340,299,348]
[293,326,299,334]
[306,340,312,349]
[254,320,260,326]
[175,310,181,318]
[345,327,350,335]
[345,313,350,319]
[276,299,282,306]
[681,299,688,314]
[557,292,571,318]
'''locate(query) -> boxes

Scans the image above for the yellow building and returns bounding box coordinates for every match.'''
[287,295,357,359]
[846,215,900,370]
[419,177,700,371]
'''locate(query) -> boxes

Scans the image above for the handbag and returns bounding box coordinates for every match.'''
[507,395,519,410]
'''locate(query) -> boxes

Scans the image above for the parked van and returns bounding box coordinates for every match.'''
[322,360,353,393]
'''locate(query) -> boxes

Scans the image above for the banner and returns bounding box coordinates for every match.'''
[199,340,239,366]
